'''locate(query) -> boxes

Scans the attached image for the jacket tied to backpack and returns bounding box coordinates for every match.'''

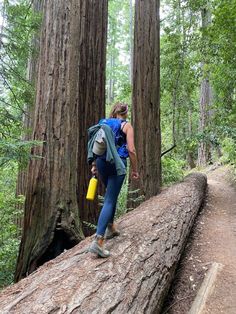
[87,124,126,176]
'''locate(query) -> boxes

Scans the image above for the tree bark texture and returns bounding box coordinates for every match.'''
[15,0,108,282]
[71,0,108,236]
[197,76,212,167]
[129,0,133,83]
[1,173,207,314]
[187,108,196,169]
[131,0,161,204]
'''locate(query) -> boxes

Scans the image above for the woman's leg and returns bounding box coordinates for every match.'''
[89,158,125,257]
[109,158,127,225]
[96,173,125,236]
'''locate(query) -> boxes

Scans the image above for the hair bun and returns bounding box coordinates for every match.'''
[109,102,128,118]
[120,104,128,114]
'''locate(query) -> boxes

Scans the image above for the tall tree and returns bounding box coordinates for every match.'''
[129,0,133,83]
[197,2,212,167]
[131,0,161,201]
[160,0,200,172]
[207,0,236,159]
[15,0,108,281]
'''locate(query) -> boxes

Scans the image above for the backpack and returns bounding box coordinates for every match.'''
[92,118,126,156]
[92,128,107,155]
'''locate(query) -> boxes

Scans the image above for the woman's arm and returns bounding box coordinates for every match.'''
[122,122,139,179]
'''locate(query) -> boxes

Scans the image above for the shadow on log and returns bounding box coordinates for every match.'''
[0,173,207,314]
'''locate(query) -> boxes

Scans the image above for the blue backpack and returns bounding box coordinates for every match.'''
[99,118,125,145]
[92,118,128,158]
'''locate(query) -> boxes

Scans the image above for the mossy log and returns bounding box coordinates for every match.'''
[0,173,207,314]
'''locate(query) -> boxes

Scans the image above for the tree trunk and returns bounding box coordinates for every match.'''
[197,76,212,166]
[130,0,161,206]
[73,1,108,236]
[187,108,196,169]
[129,0,133,83]
[0,173,207,314]
[197,4,212,167]
[15,0,108,282]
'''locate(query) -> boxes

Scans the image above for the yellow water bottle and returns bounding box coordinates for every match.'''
[86,176,98,201]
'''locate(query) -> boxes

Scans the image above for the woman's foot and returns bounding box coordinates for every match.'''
[89,235,110,258]
[105,223,120,239]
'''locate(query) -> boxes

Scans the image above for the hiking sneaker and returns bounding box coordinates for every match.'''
[89,235,110,258]
[105,223,120,240]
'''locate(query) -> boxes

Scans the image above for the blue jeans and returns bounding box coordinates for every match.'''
[96,158,126,236]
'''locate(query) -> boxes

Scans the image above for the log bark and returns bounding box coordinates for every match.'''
[0,173,207,314]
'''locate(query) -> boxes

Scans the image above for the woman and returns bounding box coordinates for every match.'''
[89,102,139,258]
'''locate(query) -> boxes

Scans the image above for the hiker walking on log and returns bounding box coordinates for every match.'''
[88,103,139,257]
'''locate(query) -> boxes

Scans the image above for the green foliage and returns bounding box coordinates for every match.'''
[0,0,42,167]
[206,0,236,134]
[183,135,198,153]
[114,82,132,104]
[1,0,42,106]
[161,0,236,169]
[162,156,186,185]
[0,1,42,289]
[0,139,43,168]
[160,0,201,165]
[106,0,132,104]
[0,164,23,289]
[220,138,236,165]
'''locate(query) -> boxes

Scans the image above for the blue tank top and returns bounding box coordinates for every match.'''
[99,118,129,158]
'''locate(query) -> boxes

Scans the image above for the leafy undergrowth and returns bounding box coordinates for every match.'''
[0,165,23,289]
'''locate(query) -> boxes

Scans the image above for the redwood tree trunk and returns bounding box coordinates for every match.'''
[197,77,212,166]
[187,108,196,169]
[129,0,133,83]
[15,0,108,282]
[74,1,108,236]
[130,0,161,205]
[0,173,207,314]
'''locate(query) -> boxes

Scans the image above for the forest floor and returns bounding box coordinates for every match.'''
[162,165,236,314]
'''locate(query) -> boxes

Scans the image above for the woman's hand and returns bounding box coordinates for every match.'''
[131,170,139,180]
[91,163,97,176]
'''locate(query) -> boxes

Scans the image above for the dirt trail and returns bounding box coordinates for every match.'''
[163,166,236,314]
[201,166,236,314]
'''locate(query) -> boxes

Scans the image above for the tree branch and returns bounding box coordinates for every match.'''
[161,144,177,157]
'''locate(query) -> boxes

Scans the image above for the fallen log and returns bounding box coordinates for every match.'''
[0,173,207,314]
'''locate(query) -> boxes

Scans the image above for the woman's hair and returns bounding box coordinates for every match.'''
[109,102,128,118]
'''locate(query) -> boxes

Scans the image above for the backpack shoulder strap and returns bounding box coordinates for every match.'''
[121,121,127,131]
